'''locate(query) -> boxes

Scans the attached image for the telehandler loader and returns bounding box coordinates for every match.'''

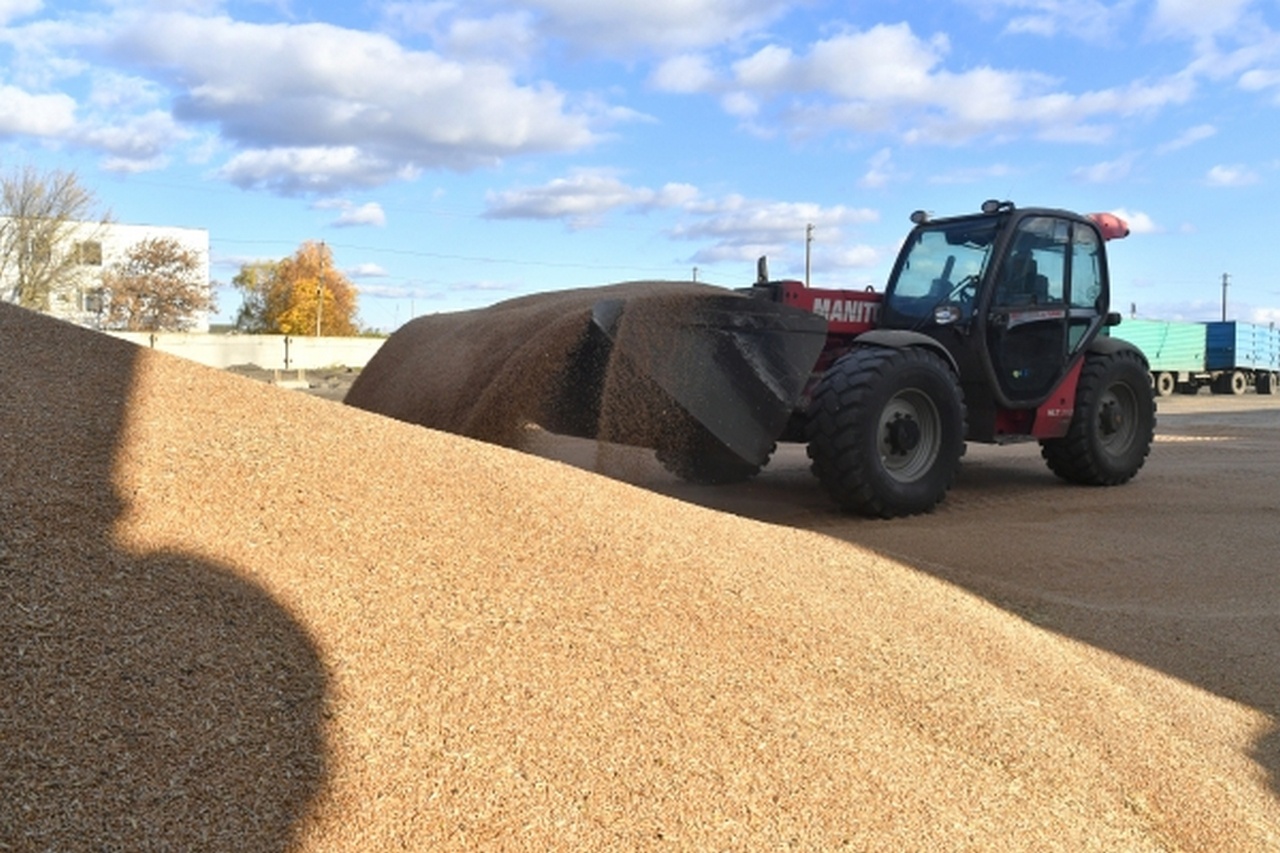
[347,200,1155,518]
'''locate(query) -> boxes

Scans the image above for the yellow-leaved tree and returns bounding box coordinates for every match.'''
[232,241,360,335]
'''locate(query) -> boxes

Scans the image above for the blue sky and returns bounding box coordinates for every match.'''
[3,0,1279,332]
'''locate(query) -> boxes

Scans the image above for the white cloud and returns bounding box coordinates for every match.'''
[926,163,1015,185]
[0,0,42,26]
[0,84,76,136]
[650,54,718,93]
[440,12,538,62]
[331,201,387,228]
[518,0,792,53]
[1072,154,1136,183]
[219,147,409,194]
[1150,0,1254,41]
[484,169,700,228]
[720,91,759,118]
[1204,163,1261,187]
[377,2,452,35]
[102,12,598,191]
[1238,66,1280,104]
[1155,123,1216,153]
[1239,68,1280,91]
[348,262,389,278]
[1249,305,1280,325]
[820,244,880,270]
[722,23,1193,144]
[75,109,188,169]
[1109,208,1158,234]
[858,148,896,189]
[674,195,879,265]
[963,0,1138,42]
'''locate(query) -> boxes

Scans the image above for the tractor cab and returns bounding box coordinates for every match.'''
[879,201,1124,428]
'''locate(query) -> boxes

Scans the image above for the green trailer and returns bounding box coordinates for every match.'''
[1108,318,1280,395]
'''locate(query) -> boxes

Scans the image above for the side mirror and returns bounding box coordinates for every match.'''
[1105,311,1123,327]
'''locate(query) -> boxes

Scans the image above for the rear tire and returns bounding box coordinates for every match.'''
[1153,371,1176,397]
[805,347,966,518]
[1040,348,1155,485]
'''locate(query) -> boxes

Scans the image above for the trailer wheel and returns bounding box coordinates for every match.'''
[1040,348,1155,486]
[1212,370,1248,395]
[806,346,966,518]
[1262,373,1280,395]
[1153,371,1176,397]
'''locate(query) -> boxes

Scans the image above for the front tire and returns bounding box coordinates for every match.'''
[1040,348,1155,485]
[805,347,966,518]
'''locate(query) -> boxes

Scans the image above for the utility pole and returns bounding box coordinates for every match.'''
[1221,272,1230,322]
[804,223,814,288]
[692,266,699,282]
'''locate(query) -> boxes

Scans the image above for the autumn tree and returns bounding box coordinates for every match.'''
[230,260,278,333]
[0,164,111,310]
[101,237,215,332]
[232,241,360,335]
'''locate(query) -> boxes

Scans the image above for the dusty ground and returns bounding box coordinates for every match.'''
[5,300,1280,850]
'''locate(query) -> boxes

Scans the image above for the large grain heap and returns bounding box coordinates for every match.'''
[3,300,1278,850]
[343,281,743,456]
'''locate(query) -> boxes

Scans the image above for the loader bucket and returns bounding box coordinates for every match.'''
[589,290,829,466]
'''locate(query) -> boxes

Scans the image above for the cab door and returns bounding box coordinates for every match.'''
[984,215,1089,404]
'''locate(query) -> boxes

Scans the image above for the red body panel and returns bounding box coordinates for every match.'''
[994,357,1084,440]
[774,278,1084,443]
[777,281,881,334]
[776,281,884,400]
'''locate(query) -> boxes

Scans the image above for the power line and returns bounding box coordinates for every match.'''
[211,236,692,275]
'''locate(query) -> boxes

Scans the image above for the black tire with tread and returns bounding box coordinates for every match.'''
[805,346,966,518]
[1040,348,1155,485]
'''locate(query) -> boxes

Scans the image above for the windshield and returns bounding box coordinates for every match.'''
[884,218,999,324]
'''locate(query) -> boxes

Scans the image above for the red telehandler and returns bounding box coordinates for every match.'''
[347,200,1155,518]
[582,200,1155,517]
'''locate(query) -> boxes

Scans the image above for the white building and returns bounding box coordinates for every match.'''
[2,219,211,332]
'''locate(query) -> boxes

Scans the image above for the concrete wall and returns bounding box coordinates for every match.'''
[106,331,386,370]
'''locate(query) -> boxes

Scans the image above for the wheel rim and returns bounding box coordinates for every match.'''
[877,388,941,482]
[1097,382,1139,454]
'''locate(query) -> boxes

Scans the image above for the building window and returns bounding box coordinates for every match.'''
[74,241,103,266]
[83,288,105,315]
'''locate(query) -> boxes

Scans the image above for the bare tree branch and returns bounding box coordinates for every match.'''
[0,164,111,310]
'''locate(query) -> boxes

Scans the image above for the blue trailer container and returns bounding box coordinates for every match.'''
[1200,321,1280,394]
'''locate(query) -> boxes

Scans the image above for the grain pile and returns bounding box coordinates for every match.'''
[343,281,791,473]
[3,300,1279,850]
